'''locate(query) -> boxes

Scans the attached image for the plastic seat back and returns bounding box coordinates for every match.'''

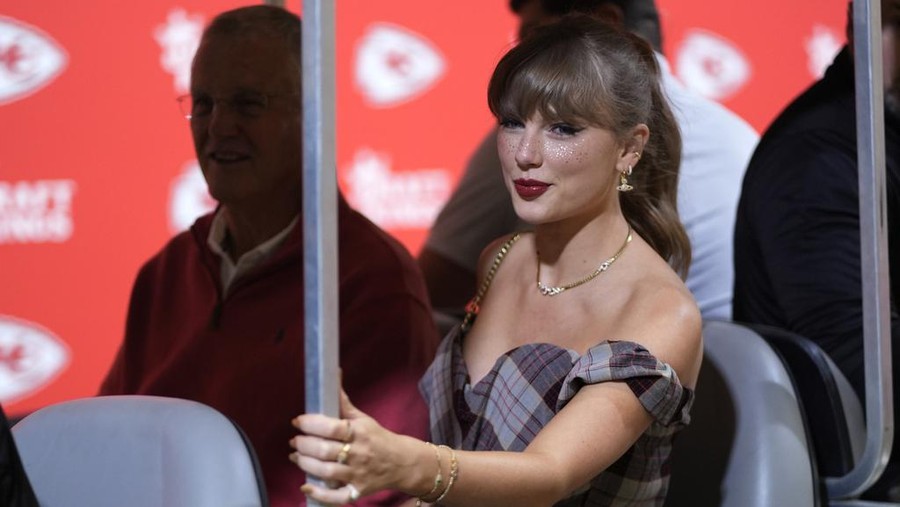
[665,320,818,507]
[746,323,866,478]
[12,395,268,507]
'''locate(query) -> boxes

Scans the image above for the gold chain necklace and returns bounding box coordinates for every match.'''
[460,232,522,332]
[536,226,633,296]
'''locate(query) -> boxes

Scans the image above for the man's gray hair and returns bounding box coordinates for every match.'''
[203,5,301,67]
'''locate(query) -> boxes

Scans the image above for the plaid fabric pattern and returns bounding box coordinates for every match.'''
[420,327,694,506]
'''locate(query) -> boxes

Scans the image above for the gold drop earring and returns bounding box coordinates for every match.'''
[617,165,633,192]
[617,151,640,192]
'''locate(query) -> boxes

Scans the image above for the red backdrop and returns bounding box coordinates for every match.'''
[0,0,846,415]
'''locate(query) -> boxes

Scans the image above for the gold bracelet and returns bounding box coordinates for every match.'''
[415,443,443,506]
[433,445,458,503]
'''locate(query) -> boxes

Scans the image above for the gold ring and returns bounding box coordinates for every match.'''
[336,442,352,465]
[347,483,361,501]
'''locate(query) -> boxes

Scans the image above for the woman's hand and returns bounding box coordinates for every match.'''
[290,390,429,505]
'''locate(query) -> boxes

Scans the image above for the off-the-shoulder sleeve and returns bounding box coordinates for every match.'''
[557,340,694,427]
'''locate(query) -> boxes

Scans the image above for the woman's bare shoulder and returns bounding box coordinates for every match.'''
[618,262,703,385]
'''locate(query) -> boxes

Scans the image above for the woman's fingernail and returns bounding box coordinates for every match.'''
[300,484,313,494]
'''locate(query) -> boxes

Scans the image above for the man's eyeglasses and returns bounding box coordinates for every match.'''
[176,91,294,120]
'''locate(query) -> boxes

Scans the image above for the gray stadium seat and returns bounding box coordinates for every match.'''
[746,325,898,506]
[747,323,866,479]
[12,395,267,507]
[665,320,818,506]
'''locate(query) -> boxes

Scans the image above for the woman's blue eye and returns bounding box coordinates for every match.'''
[499,118,524,129]
[550,123,582,136]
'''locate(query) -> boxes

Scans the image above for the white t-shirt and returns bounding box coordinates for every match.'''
[424,53,759,320]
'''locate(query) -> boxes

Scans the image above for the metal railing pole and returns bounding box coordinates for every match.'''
[301,0,339,504]
[827,0,894,498]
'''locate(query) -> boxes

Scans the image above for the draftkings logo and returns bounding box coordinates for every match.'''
[354,23,446,108]
[0,315,69,404]
[343,148,451,229]
[0,179,77,244]
[0,16,67,105]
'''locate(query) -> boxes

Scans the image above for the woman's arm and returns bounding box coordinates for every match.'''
[291,383,651,507]
[444,381,653,506]
[290,286,701,506]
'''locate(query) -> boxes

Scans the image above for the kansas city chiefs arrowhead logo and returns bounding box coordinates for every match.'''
[0,315,70,403]
[354,23,446,108]
[675,29,751,102]
[806,25,842,79]
[0,16,68,106]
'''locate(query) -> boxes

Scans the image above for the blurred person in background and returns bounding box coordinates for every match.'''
[0,405,37,507]
[733,0,900,499]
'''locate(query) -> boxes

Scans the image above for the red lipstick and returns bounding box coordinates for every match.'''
[514,178,550,199]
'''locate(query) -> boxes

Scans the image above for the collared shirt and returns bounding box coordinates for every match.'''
[206,208,299,295]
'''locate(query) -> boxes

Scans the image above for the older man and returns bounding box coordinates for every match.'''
[99,6,439,507]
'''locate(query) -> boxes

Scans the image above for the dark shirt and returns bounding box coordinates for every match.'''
[733,46,900,396]
[0,405,37,507]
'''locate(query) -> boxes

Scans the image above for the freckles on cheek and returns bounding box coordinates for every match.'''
[498,136,517,161]
[572,147,586,165]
